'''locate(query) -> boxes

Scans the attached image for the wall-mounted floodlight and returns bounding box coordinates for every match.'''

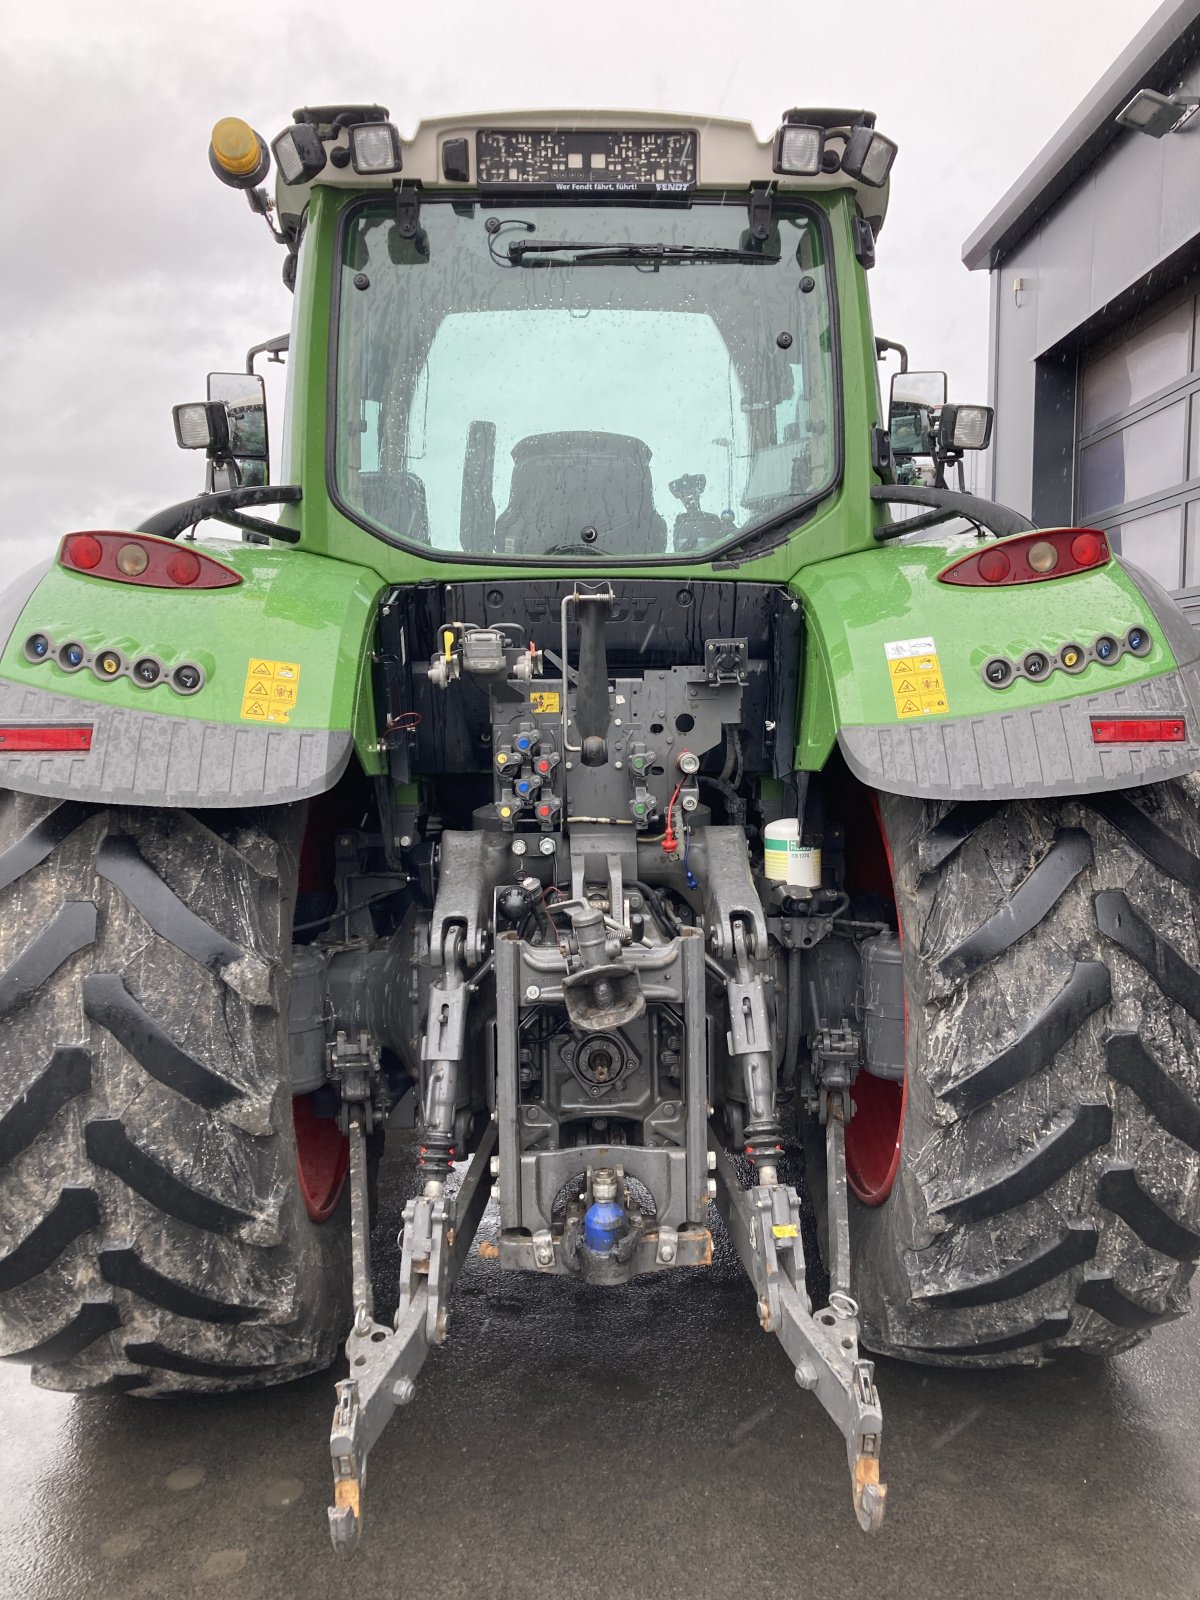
[1116,87,1200,137]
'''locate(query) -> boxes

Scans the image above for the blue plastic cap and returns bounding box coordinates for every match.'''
[583,1199,626,1255]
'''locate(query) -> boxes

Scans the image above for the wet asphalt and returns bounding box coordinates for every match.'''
[3,1144,1199,1600]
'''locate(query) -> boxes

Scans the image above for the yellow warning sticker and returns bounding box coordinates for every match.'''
[772,1223,799,1239]
[241,658,301,724]
[885,636,950,720]
[529,690,561,714]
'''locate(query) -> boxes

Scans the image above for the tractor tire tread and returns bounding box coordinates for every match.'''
[0,793,350,1395]
[849,778,1200,1365]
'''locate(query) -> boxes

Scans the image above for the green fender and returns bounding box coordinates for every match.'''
[789,538,1200,800]
[0,538,387,807]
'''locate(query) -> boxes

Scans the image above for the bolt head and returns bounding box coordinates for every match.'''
[392,1377,416,1405]
[706,1150,717,1171]
[794,1362,818,1391]
[706,1176,718,1199]
[535,1244,554,1266]
[525,985,541,1000]
[489,1156,500,1177]
[661,1244,676,1263]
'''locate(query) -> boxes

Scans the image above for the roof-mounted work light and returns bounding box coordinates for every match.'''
[209,117,270,189]
[1116,87,1200,137]
[271,123,327,186]
[350,121,403,174]
[772,122,826,175]
[840,125,897,187]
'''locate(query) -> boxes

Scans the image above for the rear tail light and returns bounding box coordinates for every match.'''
[0,725,92,752]
[1091,718,1186,744]
[939,528,1110,586]
[59,533,241,589]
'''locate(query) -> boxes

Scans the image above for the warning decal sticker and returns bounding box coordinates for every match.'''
[241,658,301,724]
[884,636,949,720]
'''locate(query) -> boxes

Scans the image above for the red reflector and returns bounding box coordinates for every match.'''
[0,725,93,752]
[1091,719,1186,744]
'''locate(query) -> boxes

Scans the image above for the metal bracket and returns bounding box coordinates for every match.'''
[394,183,422,240]
[709,1129,887,1533]
[704,638,749,685]
[747,186,774,245]
[327,1121,497,1555]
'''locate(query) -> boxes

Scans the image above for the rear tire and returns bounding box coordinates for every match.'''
[0,793,351,1394]
[847,779,1200,1366]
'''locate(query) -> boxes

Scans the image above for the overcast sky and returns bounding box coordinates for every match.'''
[0,0,1165,580]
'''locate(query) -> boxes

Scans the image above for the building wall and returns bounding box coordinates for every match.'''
[989,52,1200,530]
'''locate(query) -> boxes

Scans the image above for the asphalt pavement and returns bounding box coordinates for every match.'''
[2,1145,1199,1600]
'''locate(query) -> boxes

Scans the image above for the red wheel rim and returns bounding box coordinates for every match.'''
[845,1072,907,1205]
[844,793,907,1206]
[292,1094,349,1222]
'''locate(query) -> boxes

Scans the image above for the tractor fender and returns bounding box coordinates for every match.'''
[0,541,387,807]
[792,541,1200,801]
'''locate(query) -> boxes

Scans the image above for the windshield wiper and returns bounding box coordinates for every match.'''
[709,497,829,567]
[507,240,780,266]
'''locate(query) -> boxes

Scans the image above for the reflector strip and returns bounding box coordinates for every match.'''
[0,725,93,752]
[1091,719,1186,744]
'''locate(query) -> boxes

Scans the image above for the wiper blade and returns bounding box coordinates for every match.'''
[507,240,779,266]
[710,498,822,566]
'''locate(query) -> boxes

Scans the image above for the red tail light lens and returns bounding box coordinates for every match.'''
[1071,530,1107,568]
[66,534,103,571]
[939,528,1111,587]
[1091,718,1186,744]
[166,548,201,586]
[58,533,240,589]
[977,548,1010,583]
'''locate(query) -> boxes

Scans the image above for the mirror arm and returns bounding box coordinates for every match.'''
[875,337,908,373]
[137,485,302,543]
[246,334,290,374]
[870,484,1035,542]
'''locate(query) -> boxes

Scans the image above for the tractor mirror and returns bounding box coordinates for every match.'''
[888,370,947,460]
[207,371,269,489]
[890,370,947,408]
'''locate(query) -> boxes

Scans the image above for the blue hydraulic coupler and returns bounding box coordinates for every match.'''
[583,1168,625,1255]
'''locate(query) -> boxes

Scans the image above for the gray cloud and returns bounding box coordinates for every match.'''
[1,0,1162,579]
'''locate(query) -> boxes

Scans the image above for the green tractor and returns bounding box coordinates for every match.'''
[2,105,1198,1552]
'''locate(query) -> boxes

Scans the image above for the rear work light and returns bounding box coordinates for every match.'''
[1091,718,1186,744]
[939,528,1110,586]
[0,725,92,752]
[58,533,241,589]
